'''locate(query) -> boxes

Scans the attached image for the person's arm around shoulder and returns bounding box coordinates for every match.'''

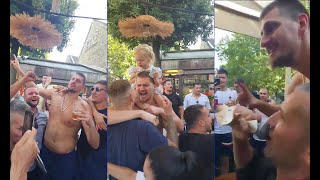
[107,163,139,180]
[10,128,39,180]
[108,109,157,126]
[85,96,107,130]
[10,71,36,99]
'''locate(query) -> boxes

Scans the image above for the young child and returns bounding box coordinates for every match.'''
[128,44,163,94]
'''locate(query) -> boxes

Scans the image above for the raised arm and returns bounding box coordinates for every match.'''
[238,82,280,117]
[85,97,107,130]
[107,163,137,180]
[230,106,260,168]
[160,96,179,148]
[10,55,53,100]
[10,71,36,99]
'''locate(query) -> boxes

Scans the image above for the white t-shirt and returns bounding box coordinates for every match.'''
[183,93,211,110]
[214,88,237,134]
[136,171,145,180]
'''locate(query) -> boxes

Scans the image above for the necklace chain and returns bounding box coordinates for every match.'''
[60,95,73,112]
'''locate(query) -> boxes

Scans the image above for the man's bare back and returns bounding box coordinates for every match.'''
[44,92,84,154]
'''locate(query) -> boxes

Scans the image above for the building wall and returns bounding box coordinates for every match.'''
[78,20,108,69]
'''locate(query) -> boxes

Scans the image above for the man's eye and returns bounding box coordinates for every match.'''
[264,22,281,35]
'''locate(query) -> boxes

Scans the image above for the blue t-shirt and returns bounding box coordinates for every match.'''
[107,119,168,179]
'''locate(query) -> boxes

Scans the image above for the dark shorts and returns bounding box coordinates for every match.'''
[215,133,233,157]
[78,146,107,180]
[249,138,266,157]
[40,144,79,180]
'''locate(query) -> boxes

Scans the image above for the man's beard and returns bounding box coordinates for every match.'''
[271,52,295,68]
[26,101,38,108]
[67,88,77,93]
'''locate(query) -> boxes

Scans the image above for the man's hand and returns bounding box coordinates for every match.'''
[76,102,95,127]
[159,95,175,121]
[233,105,261,122]
[10,54,21,70]
[44,76,52,88]
[230,105,261,141]
[93,111,107,131]
[145,105,165,116]
[54,85,68,94]
[22,71,37,82]
[237,82,259,109]
[11,128,39,173]
[139,110,157,126]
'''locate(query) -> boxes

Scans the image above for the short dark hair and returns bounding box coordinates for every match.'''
[184,104,205,128]
[136,71,153,84]
[10,100,31,122]
[108,80,131,98]
[148,146,205,180]
[260,0,309,25]
[75,72,86,85]
[95,80,108,89]
[163,79,172,85]
[217,68,228,77]
[23,84,38,97]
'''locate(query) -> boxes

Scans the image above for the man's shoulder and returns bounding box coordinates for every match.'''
[180,132,214,139]
[36,111,48,125]
[109,119,154,128]
[185,93,192,98]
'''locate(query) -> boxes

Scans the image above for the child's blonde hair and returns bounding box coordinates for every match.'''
[134,44,155,65]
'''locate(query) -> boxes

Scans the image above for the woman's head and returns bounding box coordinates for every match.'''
[143,146,205,180]
[134,44,155,69]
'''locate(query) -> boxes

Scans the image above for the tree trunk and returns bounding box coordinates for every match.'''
[10,38,19,84]
[152,36,161,68]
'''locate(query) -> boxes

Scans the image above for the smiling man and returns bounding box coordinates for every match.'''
[237,0,310,117]
[22,86,48,179]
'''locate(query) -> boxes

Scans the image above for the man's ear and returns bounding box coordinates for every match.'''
[303,146,310,168]
[298,13,309,39]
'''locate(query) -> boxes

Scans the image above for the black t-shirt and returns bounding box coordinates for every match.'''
[179,132,215,180]
[163,92,183,118]
[236,151,276,180]
[77,108,107,158]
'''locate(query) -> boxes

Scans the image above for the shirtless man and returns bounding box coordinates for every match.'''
[11,58,99,179]
[134,71,184,133]
[38,72,99,179]
[237,0,310,116]
[107,71,184,133]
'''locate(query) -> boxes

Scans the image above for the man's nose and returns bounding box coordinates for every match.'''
[260,35,271,48]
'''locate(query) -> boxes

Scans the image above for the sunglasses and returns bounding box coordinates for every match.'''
[91,87,106,92]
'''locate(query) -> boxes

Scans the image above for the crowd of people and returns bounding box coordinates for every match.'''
[10,0,310,179]
[10,55,108,179]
